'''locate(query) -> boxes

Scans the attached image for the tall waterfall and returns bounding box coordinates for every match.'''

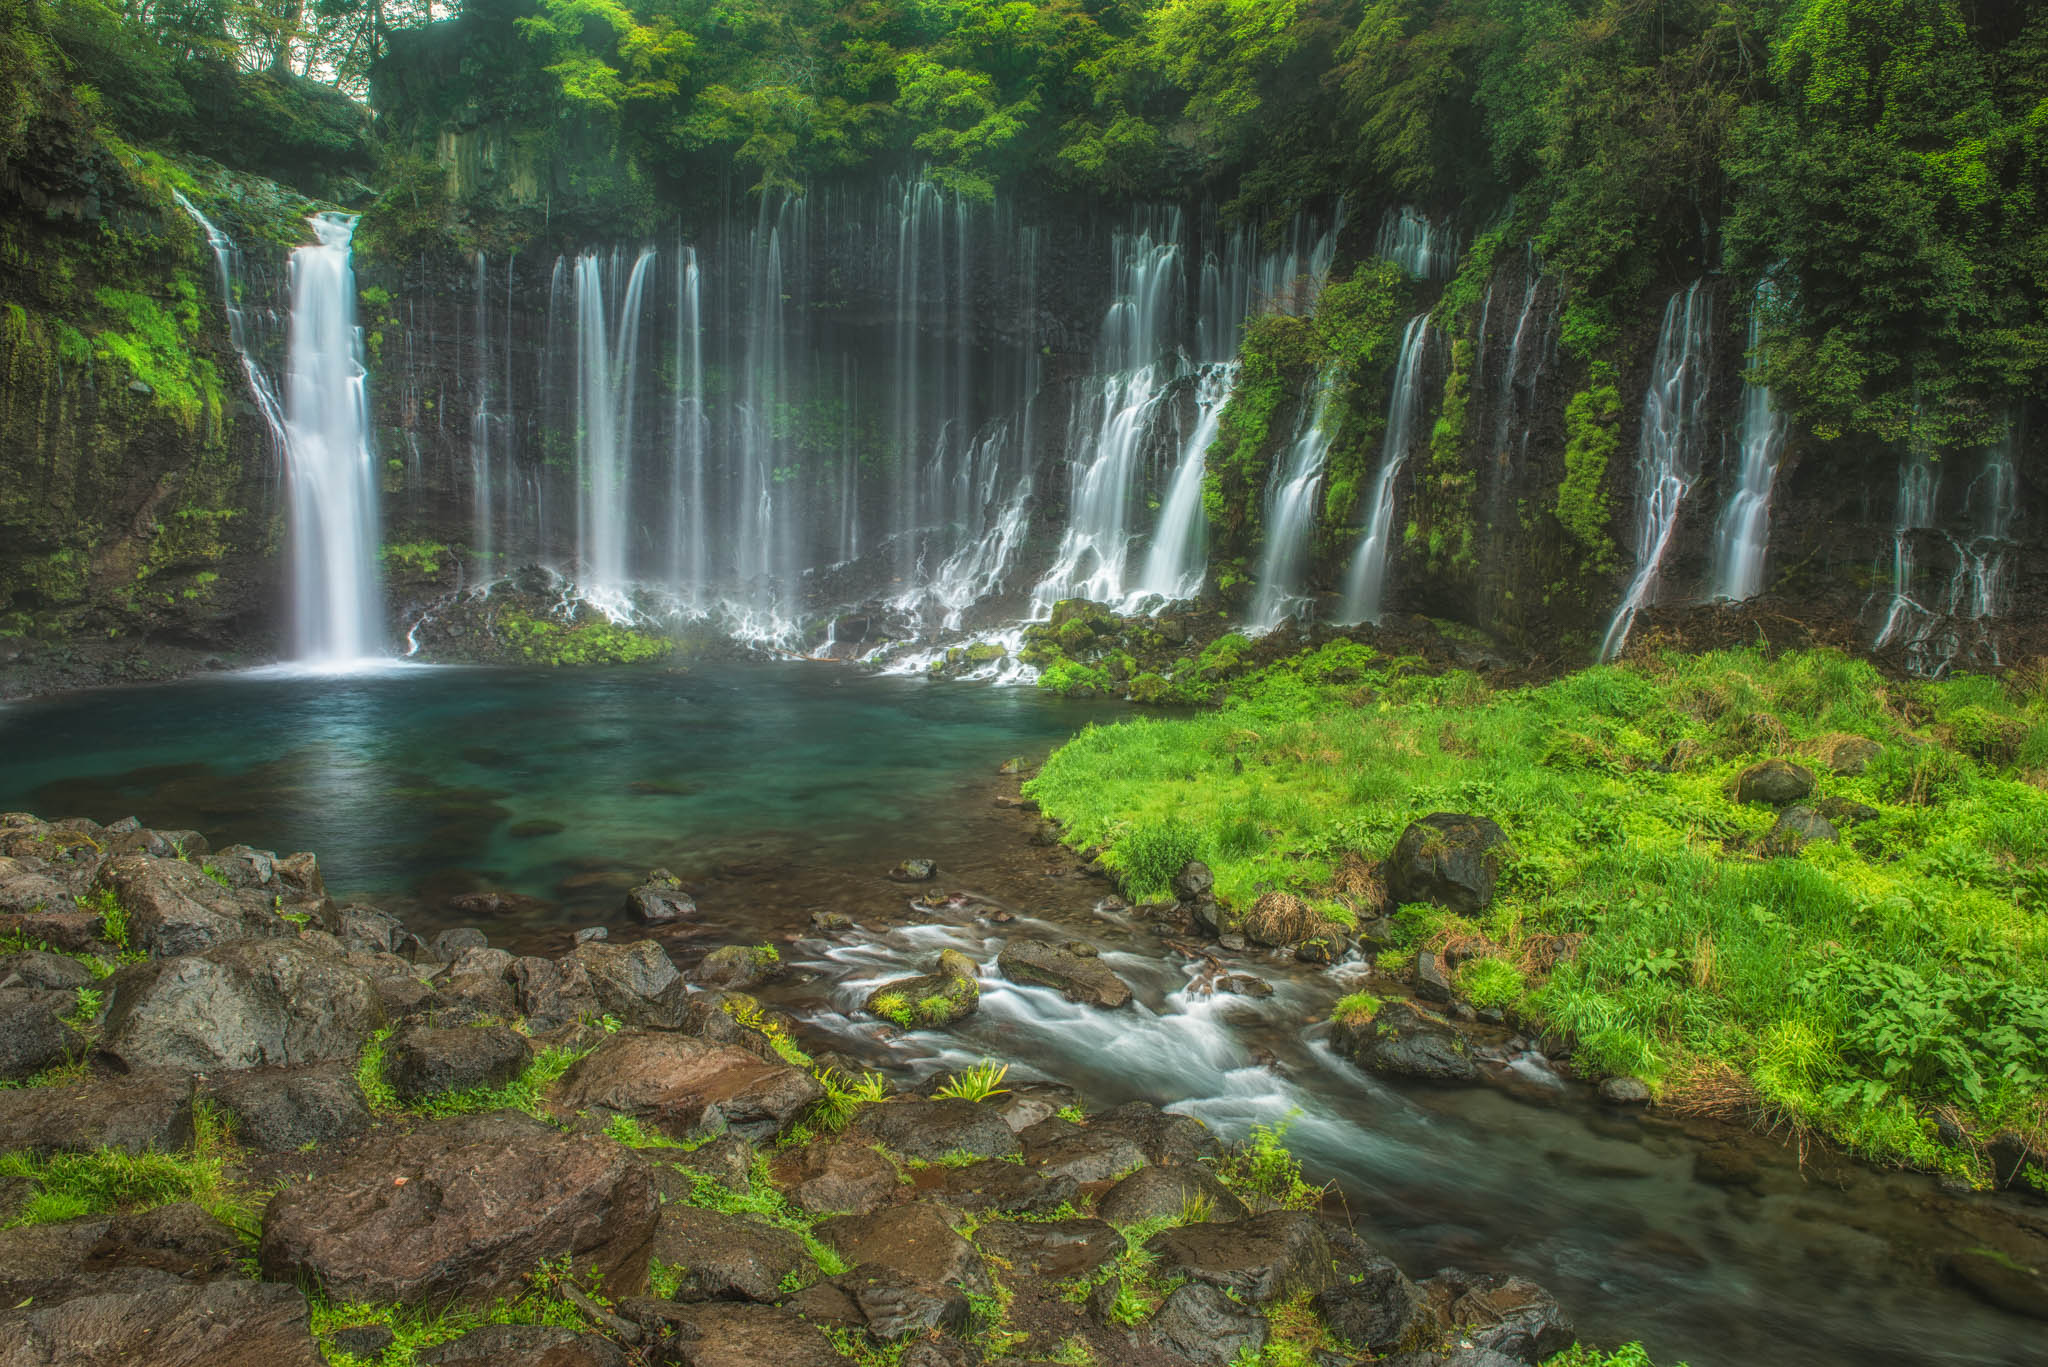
[1600,282,1713,662]
[669,245,707,598]
[282,214,383,663]
[1873,449,1939,652]
[171,192,288,452]
[1340,315,1433,624]
[1132,363,1238,605]
[574,249,655,600]
[468,251,498,571]
[1874,429,2021,674]
[1708,282,1787,601]
[1248,370,1342,631]
[1031,215,1184,612]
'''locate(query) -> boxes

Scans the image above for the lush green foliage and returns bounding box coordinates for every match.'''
[1029,645,2048,1174]
[0,1102,249,1231]
[496,610,676,666]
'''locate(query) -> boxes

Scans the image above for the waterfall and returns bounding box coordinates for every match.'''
[1708,282,1787,601]
[469,251,496,572]
[1955,430,2019,622]
[1875,428,2021,673]
[1873,450,1939,652]
[1600,282,1714,662]
[1248,370,1343,631]
[668,245,706,600]
[1031,215,1184,612]
[281,214,383,663]
[171,191,287,453]
[1339,314,1434,624]
[574,248,655,600]
[1132,362,1238,605]
[1376,207,1458,280]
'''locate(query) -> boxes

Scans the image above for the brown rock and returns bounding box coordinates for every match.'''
[814,1203,990,1296]
[0,1070,194,1156]
[551,1031,823,1143]
[100,938,381,1073]
[665,1302,853,1367]
[0,1273,325,1367]
[780,1136,902,1215]
[651,1206,809,1302]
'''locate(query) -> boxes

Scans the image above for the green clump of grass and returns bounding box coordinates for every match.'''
[0,1101,249,1232]
[407,1045,588,1120]
[79,886,132,950]
[933,1059,1010,1103]
[1026,646,2048,1177]
[1542,1344,1690,1367]
[1214,1117,1322,1211]
[353,1027,398,1111]
[310,1259,598,1367]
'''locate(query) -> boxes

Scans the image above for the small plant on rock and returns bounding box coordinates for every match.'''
[934,1059,1010,1103]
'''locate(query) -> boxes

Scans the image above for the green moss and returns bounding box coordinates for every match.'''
[1408,335,1478,574]
[382,542,450,576]
[90,278,221,431]
[497,611,675,666]
[1038,658,1113,697]
[1558,369,1623,576]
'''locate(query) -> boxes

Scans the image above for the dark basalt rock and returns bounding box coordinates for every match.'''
[864,948,980,1027]
[430,927,490,962]
[327,1323,397,1359]
[1172,860,1215,901]
[1021,1118,1147,1183]
[552,1030,823,1143]
[845,1270,971,1340]
[780,1136,902,1215]
[424,1323,627,1366]
[91,851,292,957]
[1145,1211,1337,1303]
[1334,999,1480,1084]
[692,944,782,992]
[923,1157,1077,1215]
[336,904,408,955]
[996,936,1131,1008]
[1388,814,1510,914]
[624,870,696,923]
[202,1061,371,1151]
[1090,1101,1223,1164]
[0,1271,327,1366]
[1421,1269,1576,1364]
[651,1206,809,1303]
[814,1203,992,1296]
[446,890,554,920]
[0,1069,195,1155]
[89,1201,246,1279]
[1768,804,1839,850]
[1314,1248,1436,1355]
[100,937,382,1074]
[974,1217,1123,1281]
[1735,758,1817,806]
[385,1023,531,1103]
[662,1301,854,1367]
[0,950,96,990]
[567,939,689,1027]
[1096,1162,1248,1226]
[511,954,603,1033]
[862,1097,1022,1161]
[1149,1281,1269,1365]
[0,991,81,1082]
[257,1111,658,1307]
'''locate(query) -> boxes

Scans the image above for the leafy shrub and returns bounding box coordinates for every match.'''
[1456,957,1527,1010]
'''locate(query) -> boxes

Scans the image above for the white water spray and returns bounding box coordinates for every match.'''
[1248,370,1343,631]
[1708,282,1787,601]
[1340,315,1433,624]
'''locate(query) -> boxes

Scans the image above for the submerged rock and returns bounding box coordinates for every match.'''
[1388,814,1510,913]
[996,936,1131,1008]
[888,858,939,883]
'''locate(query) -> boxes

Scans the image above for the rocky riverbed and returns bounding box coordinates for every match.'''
[1,806,1596,1367]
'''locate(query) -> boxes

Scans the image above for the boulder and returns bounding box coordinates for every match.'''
[1768,805,1839,850]
[923,1158,1077,1215]
[446,891,553,920]
[845,1271,970,1340]
[0,1219,113,1305]
[335,905,407,956]
[511,955,603,1033]
[386,1024,531,1103]
[1021,1120,1146,1183]
[1414,950,1453,1003]
[0,1272,325,1367]
[89,852,286,957]
[996,937,1131,1008]
[0,992,80,1082]
[814,1203,991,1296]
[1598,1076,1652,1106]
[91,1202,246,1279]
[431,927,489,962]
[1096,1163,1248,1226]
[0,909,102,952]
[663,1302,853,1367]
[1313,1249,1436,1355]
[862,1098,1022,1161]
[1334,999,1479,1084]
[1089,1101,1222,1164]
[424,1324,626,1367]
[1421,1270,1575,1364]
[624,873,696,924]
[1388,815,1510,914]
[693,944,782,993]
[1735,759,1816,806]
[258,1111,657,1307]
[100,938,381,1073]
[0,873,80,917]
[552,1031,823,1142]
[0,950,95,991]
[202,1062,371,1152]
[1145,1212,1337,1303]
[652,1206,809,1303]
[780,1136,902,1215]
[864,951,979,1028]
[1814,796,1881,827]
[567,940,688,1028]
[974,1218,1122,1282]
[1148,1281,1268,1366]
[0,1070,194,1155]
[1171,861,1215,902]
[1824,735,1884,776]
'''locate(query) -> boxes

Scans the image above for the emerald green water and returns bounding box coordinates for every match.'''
[0,662,1117,938]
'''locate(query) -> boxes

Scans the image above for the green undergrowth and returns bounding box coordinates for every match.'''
[311,1258,598,1367]
[0,1101,254,1234]
[352,1027,587,1119]
[1027,645,2048,1176]
[497,610,676,666]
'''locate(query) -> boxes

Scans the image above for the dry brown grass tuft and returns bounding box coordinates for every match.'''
[1326,852,1387,916]
[1661,1057,1760,1123]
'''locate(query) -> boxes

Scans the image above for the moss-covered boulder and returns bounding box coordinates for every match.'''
[864,949,979,1027]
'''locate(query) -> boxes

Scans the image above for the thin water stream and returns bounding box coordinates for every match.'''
[1,667,2037,1367]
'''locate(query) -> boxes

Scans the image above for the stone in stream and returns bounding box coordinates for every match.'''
[423,1324,626,1367]
[889,858,939,883]
[257,1111,657,1307]
[1388,814,1511,914]
[996,936,1131,1008]
[1171,859,1215,901]
[692,943,782,992]
[1598,1075,1652,1106]
[99,937,382,1074]
[1145,1211,1337,1303]
[202,1061,371,1151]
[1096,1162,1247,1226]
[1333,999,1479,1084]
[0,1069,194,1155]
[1149,1281,1269,1365]
[863,948,979,1027]
[624,869,697,923]
[862,1097,1021,1161]
[551,1029,823,1143]
[385,1023,531,1103]
[0,992,81,1082]
[446,890,553,919]
[1735,758,1817,805]
[651,1206,809,1303]
[1947,1248,2048,1322]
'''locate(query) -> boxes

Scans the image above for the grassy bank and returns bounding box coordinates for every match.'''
[1024,644,2048,1179]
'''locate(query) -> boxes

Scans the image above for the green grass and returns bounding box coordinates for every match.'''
[1542,1345,1689,1367]
[310,1261,598,1367]
[1026,645,2048,1177]
[0,1101,252,1233]
[933,1059,1010,1102]
[404,1045,587,1119]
